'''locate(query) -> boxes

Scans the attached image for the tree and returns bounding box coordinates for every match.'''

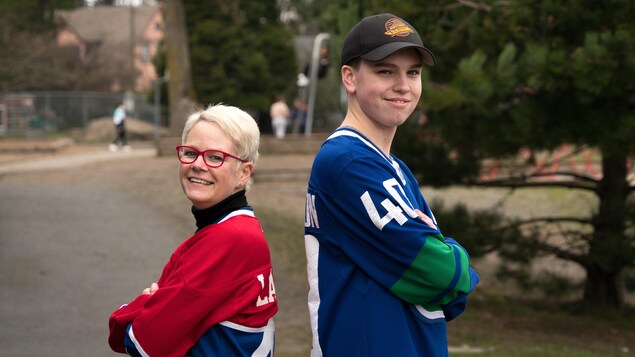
[182,0,296,115]
[0,0,87,92]
[388,0,635,309]
[163,0,196,136]
[177,0,635,307]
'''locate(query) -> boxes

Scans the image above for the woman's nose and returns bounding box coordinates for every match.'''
[191,154,208,170]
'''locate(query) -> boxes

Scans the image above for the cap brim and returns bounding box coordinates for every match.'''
[361,42,436,66]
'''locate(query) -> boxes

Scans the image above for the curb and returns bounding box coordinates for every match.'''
[0,138,75,153]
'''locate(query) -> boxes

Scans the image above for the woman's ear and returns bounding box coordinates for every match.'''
[236,162,254,189]
[341,65,356,94]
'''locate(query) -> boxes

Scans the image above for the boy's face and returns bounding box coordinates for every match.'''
[348,48,422,129]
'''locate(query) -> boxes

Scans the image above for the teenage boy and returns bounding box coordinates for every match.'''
[304,13,479,356]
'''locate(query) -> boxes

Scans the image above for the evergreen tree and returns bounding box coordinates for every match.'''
[183,0,296,115]
[390,0,635,308]
[293,0,635,308]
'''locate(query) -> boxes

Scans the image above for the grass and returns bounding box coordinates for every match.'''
[448,293,634,356]
[253,205,313,356]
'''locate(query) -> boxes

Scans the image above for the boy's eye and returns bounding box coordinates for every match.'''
[184,150,197,157]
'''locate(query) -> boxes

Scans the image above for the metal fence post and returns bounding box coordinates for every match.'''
[304,33,330,136]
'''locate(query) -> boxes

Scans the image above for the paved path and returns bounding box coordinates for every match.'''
[0,145,181,356]
[0,146,156,175]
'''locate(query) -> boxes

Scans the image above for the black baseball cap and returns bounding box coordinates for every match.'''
[341,13,436,66]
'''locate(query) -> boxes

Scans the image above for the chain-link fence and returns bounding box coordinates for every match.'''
[0,91,160,136]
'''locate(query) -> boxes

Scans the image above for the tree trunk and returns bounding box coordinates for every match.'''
[583,264,623,307]
[584,151,628,308]
[163,0,196,137]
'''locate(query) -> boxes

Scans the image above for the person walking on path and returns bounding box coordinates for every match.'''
[291,96,308,134]
[109,103,130,152]
[108,104,278,356]
[303,13,479,356]
[270,95,290,139]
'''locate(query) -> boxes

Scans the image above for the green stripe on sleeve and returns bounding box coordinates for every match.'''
[390,234,472,306]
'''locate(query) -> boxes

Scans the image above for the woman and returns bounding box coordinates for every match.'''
[108,104,278,356]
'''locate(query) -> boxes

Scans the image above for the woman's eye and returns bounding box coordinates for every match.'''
[184,150,197,157]
[207,154,224,163]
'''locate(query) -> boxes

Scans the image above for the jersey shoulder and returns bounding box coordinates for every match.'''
[312,129,390,181]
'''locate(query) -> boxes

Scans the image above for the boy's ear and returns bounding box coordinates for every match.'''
[341,65,356,94]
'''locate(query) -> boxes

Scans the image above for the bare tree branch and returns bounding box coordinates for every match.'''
[457,0,492,12]
[536,241,588,266]
[470,178,597,191]
[518,216,593,226]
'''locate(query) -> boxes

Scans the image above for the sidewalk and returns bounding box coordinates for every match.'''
[0,140,156,175]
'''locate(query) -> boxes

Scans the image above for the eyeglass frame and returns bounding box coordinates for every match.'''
[176,145,247,168]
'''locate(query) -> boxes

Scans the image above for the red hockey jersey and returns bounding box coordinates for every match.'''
[108,209,278,356]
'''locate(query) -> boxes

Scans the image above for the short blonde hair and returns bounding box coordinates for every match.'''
[181,104,260,165]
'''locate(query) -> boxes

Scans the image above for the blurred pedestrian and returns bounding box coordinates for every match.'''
[291,96,308,134]
[109,103,130,152]
[270,95,290,139]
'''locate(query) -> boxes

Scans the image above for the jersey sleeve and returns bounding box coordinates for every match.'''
[108,219,277,356]
[312,153,477,309]
[108,295,151,353]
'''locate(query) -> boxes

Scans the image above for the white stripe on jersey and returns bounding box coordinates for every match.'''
[327,129,406,184]
[128,326,151,357]
[304,234,323,357]
[414,305,446,320]
[218,209,255,223]
[219,319,275,357]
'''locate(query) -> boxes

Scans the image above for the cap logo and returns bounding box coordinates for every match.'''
[384,18,414,37]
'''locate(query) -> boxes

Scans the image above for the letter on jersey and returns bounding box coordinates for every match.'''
[361,191,408,230]
[256,270,277,307]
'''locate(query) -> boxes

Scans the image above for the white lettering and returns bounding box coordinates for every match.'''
[384,178,438,229]
[268,270,276,303]
[361,191,407,230]
[383,178,417,219]
[256,274,268,306]
[361,177,443,230]
[256,270,277,307]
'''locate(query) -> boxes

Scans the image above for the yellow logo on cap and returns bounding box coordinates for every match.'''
[384,18,414,37]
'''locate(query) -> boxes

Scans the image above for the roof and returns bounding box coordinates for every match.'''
[55,5,161,55]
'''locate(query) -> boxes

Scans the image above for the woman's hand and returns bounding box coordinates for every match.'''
[142,282,159,295]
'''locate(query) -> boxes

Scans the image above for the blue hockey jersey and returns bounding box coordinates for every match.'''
[304,128,479,356]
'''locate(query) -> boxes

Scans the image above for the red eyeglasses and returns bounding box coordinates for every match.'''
[176,145,247,168]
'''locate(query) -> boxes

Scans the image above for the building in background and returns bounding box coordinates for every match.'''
[55,4,164,93]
